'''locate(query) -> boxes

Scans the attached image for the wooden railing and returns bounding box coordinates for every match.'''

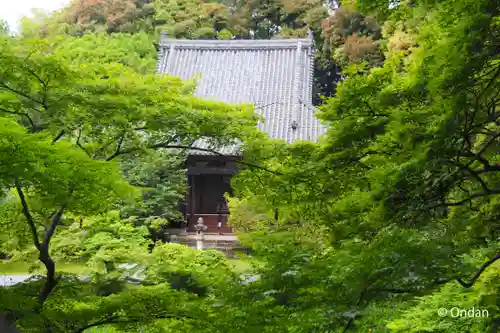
[187,214,232,233]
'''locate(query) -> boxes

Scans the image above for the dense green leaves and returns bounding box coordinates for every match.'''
[1,0,500,332]
[229,0,500,331]
[0,31,259,332]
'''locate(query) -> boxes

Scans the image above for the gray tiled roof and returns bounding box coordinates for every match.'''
[156,35,327,155]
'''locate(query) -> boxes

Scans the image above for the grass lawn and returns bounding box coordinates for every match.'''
[0,261,86,275]
[1,259,252,276]
[228,258,252,274]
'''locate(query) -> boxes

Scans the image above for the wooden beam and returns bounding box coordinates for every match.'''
[187,166,237,175]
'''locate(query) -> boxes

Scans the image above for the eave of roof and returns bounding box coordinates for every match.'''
[159,36,314,50]
[157,35,327,156]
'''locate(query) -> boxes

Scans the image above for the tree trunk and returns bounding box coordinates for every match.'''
[38,247,57,305]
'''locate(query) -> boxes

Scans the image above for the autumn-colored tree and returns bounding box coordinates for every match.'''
[61,0,156,34]
[321,4,384,68]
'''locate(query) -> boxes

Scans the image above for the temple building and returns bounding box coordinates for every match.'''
[156,34,326,233]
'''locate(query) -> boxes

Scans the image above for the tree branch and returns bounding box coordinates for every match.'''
[106,143,223,161]
[104,133,127,161]
[430,188,500,208]
[0,107,36,131]
[368,288,418,295]
[476,132,500,157]
[254,102,283,111]
[76,129,91,157]
[15,182,40,250]
[23,66,50,110]
[236,160,283,175]
[73,313,194,333]
[437,252,500,288]
[459,163,493,194]
[0,82,45,107]
[458,151,491,169]
[24,66,47,87]
[72,315,118,333]
[43,207,65,247]
[105,142,283,175]
[52,130,65,144]
[37,207,65,306]
[476,164,500,174]
[14,182,61,306]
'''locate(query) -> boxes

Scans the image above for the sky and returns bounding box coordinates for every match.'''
[0,0,70,32]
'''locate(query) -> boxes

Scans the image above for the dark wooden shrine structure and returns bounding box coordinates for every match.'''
[157,34,326,233]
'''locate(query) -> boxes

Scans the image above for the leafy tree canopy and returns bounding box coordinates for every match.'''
[0,33,258,332]
[229,0,500,330]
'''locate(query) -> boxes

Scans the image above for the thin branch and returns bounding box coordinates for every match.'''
[130,183,154,189]
[106,143,223,161]
[106,142,283,175]
[72,316,118,333]
[459,164,492,194]
[14,184,62,307]
[342,287,368,333]
[455,253,500,287]
[458,151,491,169]
[476,65,500,103]
[23,66,50,110]
[24,66,47,87]
[73,313,194,333]
[476,164,500,174]
[368,288,418,294]
[0,107,36,131]
[52,130,65,144]
[476,132,500,157]
[254,102,283,111]
[236,160,283,175]
[0,82,45,107]
[91,136,120,159]
[15,182,40,250]
[43,207,65,247]
[104,133,127,161]
[430,188,500,208]
[76,129,91,157]
[437,252,500,288]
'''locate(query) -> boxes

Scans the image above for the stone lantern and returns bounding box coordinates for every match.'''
[194,217,208,250]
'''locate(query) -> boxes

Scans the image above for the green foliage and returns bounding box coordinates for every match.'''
[0,32,259,332]
[120,150,186,224]
[51,32,157,74]
[229,0,500,331]
[144,244,236,294]
[60,0,157,35]
[14,0,343,100]
[387,261,500,333]
[0,118,132,212]
[0,20,10,35]
[1,0,499,332]
[51,212,149,273]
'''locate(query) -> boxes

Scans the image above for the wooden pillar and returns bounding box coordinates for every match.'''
[198,176,203,214]
[190,175,195,229]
